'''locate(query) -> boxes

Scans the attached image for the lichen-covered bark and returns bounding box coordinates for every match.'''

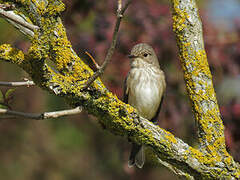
[171,0,225,154]
[0,0,240,179]
[170,0,240,178]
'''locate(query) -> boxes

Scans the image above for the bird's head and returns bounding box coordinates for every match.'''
[128,43,159,68]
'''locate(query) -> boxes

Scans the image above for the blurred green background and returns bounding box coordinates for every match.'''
[0,0,240,179]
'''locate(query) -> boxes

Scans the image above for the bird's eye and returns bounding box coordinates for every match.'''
[143,53,148,57]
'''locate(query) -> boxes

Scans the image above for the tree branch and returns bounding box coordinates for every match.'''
[0,0,240,179]
[0,80,35,87]
[85,51,100,72]
[0,7,39,37]
[0,8,39,31]
[117,0,122,13]
[170,0,226,155]
[82,0,132,89]
[0,107,82,120]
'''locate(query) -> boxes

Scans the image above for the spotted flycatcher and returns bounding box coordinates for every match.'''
[124,43,166,168]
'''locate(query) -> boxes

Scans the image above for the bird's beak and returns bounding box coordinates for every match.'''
[128,55,137,59]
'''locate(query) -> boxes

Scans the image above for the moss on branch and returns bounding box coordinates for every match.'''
[0,0,240,179]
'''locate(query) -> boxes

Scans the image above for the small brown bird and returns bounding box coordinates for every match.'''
[124,43,166,168]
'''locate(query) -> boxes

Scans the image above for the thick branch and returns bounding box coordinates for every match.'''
[170,0,226,155]
[0,44,30,70]
[1,0,240,179]
[0,44,65,92]
[0,107,82,120]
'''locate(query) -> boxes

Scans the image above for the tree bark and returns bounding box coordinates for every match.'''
[0,0,239,179]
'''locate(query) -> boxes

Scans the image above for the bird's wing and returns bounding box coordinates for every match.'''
[151,94,164,123]
[123,74,129,103]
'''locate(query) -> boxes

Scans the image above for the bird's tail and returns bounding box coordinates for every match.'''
[128,144,145,168]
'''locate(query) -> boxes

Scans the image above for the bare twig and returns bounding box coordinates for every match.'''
[0,8,39,32]
[85,51,100,71]
[0,107,82,120]
[82,0,132,89]
[117,0,122,13]
[0,81,35,87]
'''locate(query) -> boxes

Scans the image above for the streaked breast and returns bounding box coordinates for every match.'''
[127,67,165,120]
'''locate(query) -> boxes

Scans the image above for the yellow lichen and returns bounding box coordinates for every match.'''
[0,44,25,65]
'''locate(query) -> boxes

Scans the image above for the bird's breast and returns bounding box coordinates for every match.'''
[127,67,165,120]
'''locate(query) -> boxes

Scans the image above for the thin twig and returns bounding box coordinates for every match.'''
[0,107,82,120]
[0,81,35,87]
[117,0,122,13]
[0,8,39,31]
[82,0,132,89]
[85,51,100,71]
